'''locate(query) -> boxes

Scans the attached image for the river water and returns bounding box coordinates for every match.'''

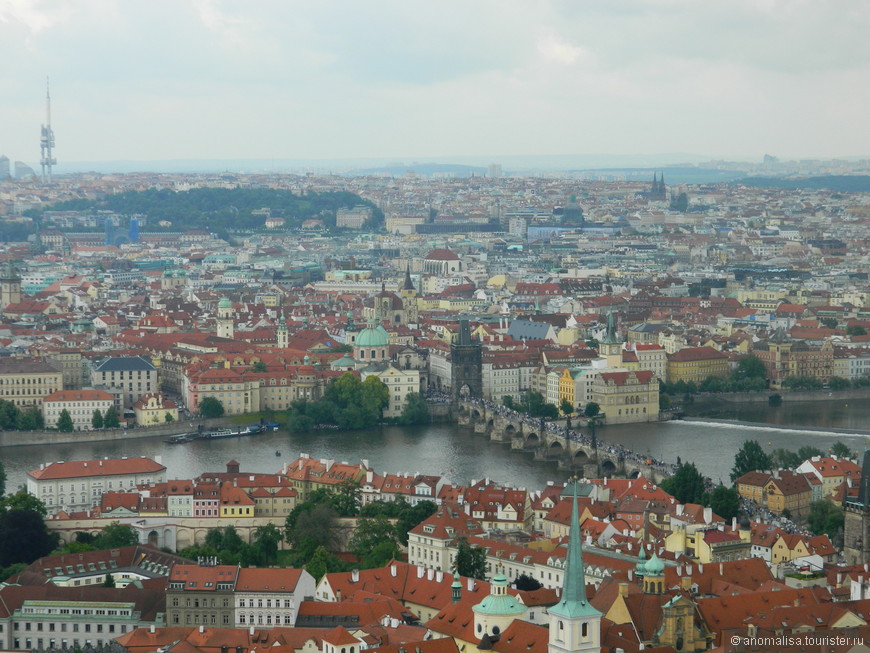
[4,399,869,492]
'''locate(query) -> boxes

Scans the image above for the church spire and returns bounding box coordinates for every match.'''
[402,263,415,291]
[561,480,590,606]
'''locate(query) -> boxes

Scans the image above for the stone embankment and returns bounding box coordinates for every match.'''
[0,416,241,448]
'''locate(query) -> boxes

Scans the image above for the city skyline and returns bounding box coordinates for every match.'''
[2,1,869,167]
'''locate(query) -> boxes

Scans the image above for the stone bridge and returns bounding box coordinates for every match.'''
[456,401,669,484]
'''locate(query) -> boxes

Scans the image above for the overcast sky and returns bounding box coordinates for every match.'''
[2,0,868,166]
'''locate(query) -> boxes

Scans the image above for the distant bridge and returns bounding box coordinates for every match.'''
[456,400,670,484]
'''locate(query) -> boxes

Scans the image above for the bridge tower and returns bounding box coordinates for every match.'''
[451,319,482,401]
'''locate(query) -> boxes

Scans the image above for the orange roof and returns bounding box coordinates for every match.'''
[29,457,166,480]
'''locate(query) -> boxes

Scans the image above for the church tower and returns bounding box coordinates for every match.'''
[0,260,21,310]
[216,296,234,339]
[277,309,289,349]
[548,481,602,653]
[599,311,623,368]
[399,264,419,325]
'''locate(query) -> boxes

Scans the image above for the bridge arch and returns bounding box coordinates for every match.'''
[487,418,494,430]
[471,408,482,420]
[505,423,516,436]
[524,432,539,446]
[572,449,590,466]
[600,459,617,475]
[547,441,564,459]
[628,469,641,479]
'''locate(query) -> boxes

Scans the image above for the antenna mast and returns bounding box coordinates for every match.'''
[40,77,56,183]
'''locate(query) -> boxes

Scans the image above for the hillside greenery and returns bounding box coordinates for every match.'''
[30,187,383,235]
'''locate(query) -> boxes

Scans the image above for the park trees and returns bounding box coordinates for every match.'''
[731,440,774,482]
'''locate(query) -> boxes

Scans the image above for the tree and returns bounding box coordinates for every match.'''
[305,545,343,581]
[399,393,430,425]
[252,360,268,373]
[165,412,174,423]
[733,354,767,380]
[362,540,401,569]
[0,460,5,498]
[661,462,706,505]
[252,524,282,566]
[17,406,44,430]
[514,573,543,591]
[771,448,800,469]
[0,509,57,567]
[828,376,850,390]
[705,485,740,522]
[584,402,601,418]
[1,491,48,516]
[103,406,121,428]
[91,409,104,429]
[831,441,853,459]
[102,573,116,587]
[796,445,826,463]
[329,480,361,517]
[847,325,868,337]
[361,376,390,418]
[198,397,225,418]
[453,537,487,580]
[559,398,574,417]
[0,400,20,429]
[349,516,400,564]
[820,317,838,330]
[57,409,74,432]
[94,522,139,548]
[286,504,340,552]
[807,499,845,539]
[730,440,773,482]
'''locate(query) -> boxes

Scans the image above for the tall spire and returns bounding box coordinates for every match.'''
[543,480,600,621]
[402,263,415,291]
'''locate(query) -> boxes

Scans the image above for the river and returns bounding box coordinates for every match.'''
[3,399,868,493]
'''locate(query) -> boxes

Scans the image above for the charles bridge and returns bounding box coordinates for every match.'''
[456,400,670,484]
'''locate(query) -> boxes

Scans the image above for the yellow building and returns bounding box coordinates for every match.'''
[590,370,659,424]
[0,358,63,408]
[219,483,256,518]
[133,392,179,426]
[763,471,812,518]
[666,347,730,384]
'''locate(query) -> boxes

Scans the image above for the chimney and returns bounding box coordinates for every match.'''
[351,569,359,583]
[720,563,724,575]
[427,568,434,581]
[366,470,374,483]
[676,564,683,576]
[628,570,633,582]
[436,570,444,583]
[249,626,255,636]
[618,583,629,597]
[703,507,712,524]
[731,517,737,530]
[676,504,684,516]
[467,577,475,591]
[150,625,156,634]
[390,618,399,629]
[390,564,397,577]
[417,566,424,579]
[199,626,205,634]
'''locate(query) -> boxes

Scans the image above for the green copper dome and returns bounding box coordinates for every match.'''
[218,296,232,309]
[472,574,526,616]
[355,324,389,348]
[644,551,665,576]
[635,544,647,577]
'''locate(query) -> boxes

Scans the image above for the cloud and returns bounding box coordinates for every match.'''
[537,32,588,65]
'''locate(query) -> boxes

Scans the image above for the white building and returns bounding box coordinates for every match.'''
[42,389,114,430]
[234,567,316,628]
[26,457,167,515]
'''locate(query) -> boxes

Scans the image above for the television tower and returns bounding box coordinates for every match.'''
[40,77,56,183]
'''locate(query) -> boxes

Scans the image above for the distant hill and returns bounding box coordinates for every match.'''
[344,163,487,177]
[36,187,381,233]
[734,175,870,192]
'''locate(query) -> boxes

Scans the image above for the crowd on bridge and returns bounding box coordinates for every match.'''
[452,394,678,476]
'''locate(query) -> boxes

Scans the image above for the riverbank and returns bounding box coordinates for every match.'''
[0,416,243,448]
[689,387,870,404]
